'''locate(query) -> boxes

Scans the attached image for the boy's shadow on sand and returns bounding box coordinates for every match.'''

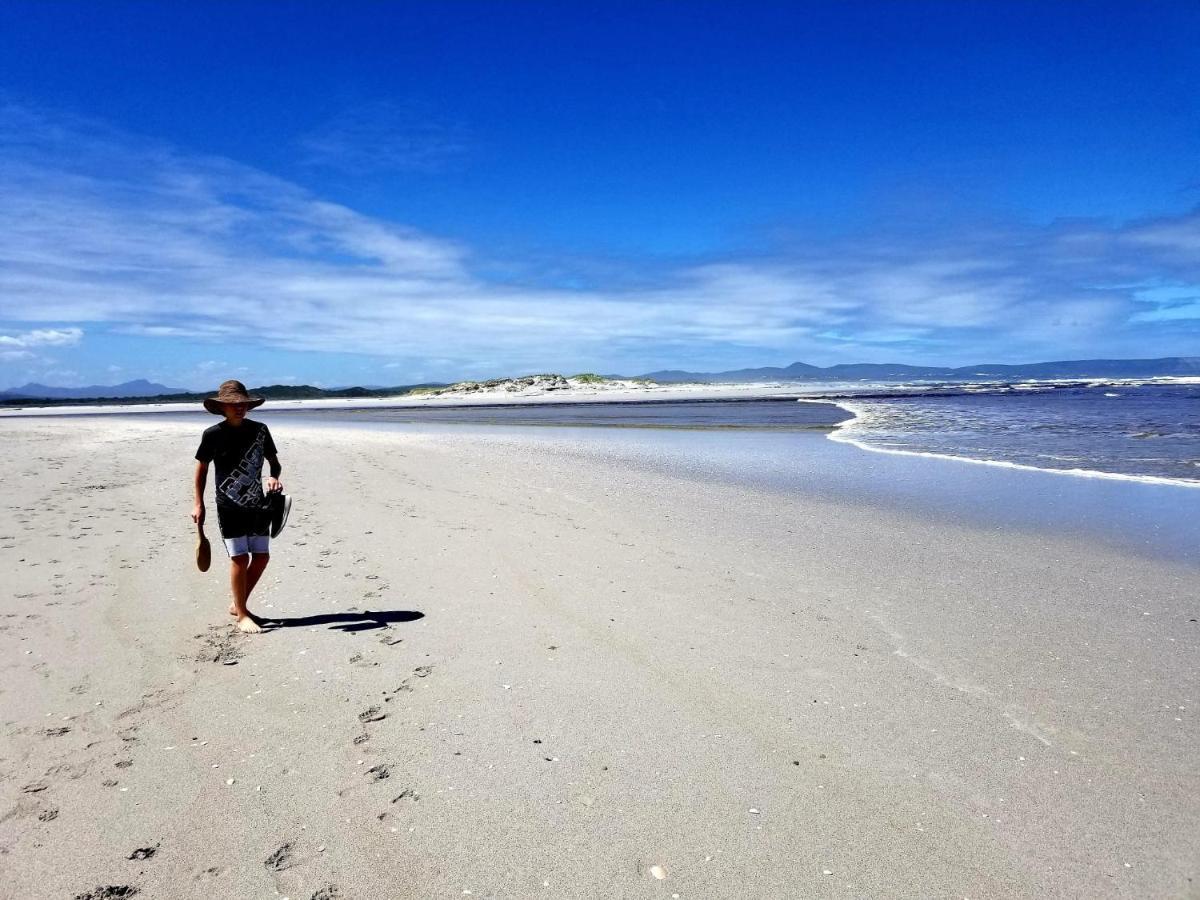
[262,609,424,634]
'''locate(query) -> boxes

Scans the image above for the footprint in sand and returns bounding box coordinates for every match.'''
[358,706,386,723]
[194,625,244,665]
[263,842,296,872]
[73,887,139,900]
[366,764,391,782]
[310,886,341,900]
[127,843,159,861]
[383,681,412,701]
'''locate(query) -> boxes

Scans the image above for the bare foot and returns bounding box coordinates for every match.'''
[229,603,238,617]
[235,615,263,634]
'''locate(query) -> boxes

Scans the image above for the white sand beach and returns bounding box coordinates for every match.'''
[1,415,1197,899]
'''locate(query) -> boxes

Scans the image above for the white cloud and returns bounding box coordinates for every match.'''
[1,103,1197,374]
[0,327,83,348]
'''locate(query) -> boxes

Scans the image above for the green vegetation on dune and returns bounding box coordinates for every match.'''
[407,372,657,396]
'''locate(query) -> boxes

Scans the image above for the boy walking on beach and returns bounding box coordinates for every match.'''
[191,380,283,634]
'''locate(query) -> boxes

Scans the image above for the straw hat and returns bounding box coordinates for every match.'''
[203,379,265,415]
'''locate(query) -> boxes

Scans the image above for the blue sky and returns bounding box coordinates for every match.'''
[1,1,1198,388]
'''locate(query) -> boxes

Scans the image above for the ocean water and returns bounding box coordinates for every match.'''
[822,380,1199,484]
[296,379,1199,486]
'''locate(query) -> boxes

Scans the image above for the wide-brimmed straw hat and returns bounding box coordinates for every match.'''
[203,379,265,415]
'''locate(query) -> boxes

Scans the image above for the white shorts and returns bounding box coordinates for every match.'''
[224,534,270,558]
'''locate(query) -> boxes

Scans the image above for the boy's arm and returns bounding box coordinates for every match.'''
[192,461,208,523]
[265,454,283,493]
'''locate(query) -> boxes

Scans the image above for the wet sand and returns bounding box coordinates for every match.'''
[0,416,1197,899]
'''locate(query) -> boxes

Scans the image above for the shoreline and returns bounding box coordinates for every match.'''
[303,415,1200,566]
[4,380,1198,488]
[284,392,1200,491]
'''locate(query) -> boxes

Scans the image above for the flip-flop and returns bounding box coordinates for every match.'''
[269,493,292,539]
[196,522,211,572]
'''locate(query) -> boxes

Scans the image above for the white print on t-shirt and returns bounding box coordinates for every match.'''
[219,427,268,508]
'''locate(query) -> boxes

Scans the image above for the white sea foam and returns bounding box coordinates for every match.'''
[798,398,1200,489]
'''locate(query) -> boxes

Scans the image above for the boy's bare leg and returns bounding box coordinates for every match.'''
[229,554,263,634]
[247,553,270,596]
[229,553,270,614]
[228,556,244,616]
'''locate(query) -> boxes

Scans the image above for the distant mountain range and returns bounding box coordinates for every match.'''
[0,379,188,400]
[0,381,448,405]
[621,356,1200,383]
[2,358,1197,405]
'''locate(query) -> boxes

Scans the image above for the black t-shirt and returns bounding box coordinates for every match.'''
[195,419,277,509]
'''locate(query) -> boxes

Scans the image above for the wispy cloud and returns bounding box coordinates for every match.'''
[1130,285,1200,323]
[298,100,470,175]
[0,102,1196,381]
